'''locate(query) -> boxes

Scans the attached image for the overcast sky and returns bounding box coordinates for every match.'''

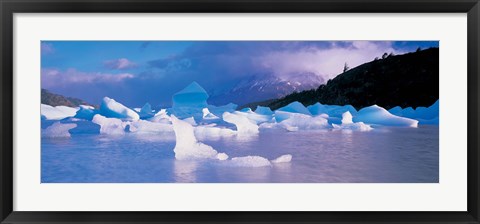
[41,41,439,107]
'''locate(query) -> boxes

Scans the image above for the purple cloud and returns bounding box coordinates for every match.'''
[41,68,135,89]
[103,58,137,70]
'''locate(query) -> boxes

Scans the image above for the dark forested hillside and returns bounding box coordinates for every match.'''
[41,89,95,107]
[247,48,439,111]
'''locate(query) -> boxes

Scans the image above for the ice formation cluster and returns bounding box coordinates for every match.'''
[41,82,439,166]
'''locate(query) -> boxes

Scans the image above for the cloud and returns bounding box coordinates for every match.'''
[103,58,137,70]
[41,68,135,89]
[41,42,55,55]
[147,41,399,83]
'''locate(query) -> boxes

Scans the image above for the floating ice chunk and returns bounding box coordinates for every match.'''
[138,103,154,119]
[99,97,139,121]
[277,101,312,115]
[405,100,439,120]
[202,108,219,120]
[127,119,173,133]
[229,156,272,167]
[388,106,403,116]
[172,82,209,108]
[194,125,235,140]
[223,112,259,134]
[42,122,77,138]
[149,109,171,123]
[275,112,330,130]
[255,106,274,115]
[233,111,273,124]
[332,111,373,131]
[341,111,353,124]
[207,103,238,117]
[308,103,357,118]
[240,108,252,112]
[216,153,229,161]
[74,105,97,120]
[171,115,222,160]
[415,100,439,120]
[41,104,78,120]
[401,107,416,118]
[271,154,292,163]
[353,105,418,127]
[92,114,127,135]
[307,103,328,115]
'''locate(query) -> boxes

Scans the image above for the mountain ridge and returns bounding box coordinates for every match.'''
[242,47,439,110]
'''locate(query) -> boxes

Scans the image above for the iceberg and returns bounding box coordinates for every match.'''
[207,103,238,117]
[42,122,77,138]
[74,105,97,120]
[194,125,236,140]
[229,156,272,167]
[92,114,127,135]
[222,112,260,134]
[277,101,312,116]
[308,103,357,118]
[233,111,273,124]
[278,113,330,130]
[353,105,418,127]
[138,103,154,119]
[149,109,171,123]
[41,104,78,120]
[255,106,274,115]
[332,111,373,131]
[127,119,173,134]
[171,115,224,160]
[99,97,139,121]
[271,154,292,163]
[202,108,220,120]
[172,82,209,108]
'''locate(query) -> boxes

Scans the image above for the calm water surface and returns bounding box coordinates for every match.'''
[41,126,438,183]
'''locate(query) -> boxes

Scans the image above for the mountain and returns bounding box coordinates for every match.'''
[41,89,95,108]
[243,48,439,110]
[208,72,324,106]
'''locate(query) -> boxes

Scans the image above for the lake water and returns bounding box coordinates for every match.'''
[41,126,438,183]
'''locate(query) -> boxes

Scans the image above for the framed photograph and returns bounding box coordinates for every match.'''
[1,0,479,223]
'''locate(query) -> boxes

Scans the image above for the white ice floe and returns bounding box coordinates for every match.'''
[274,112,330,131]
[127,119,173,134]
[42,122,77,138]
[41,104,78,120]
[92,114,127,135]
[229,156,272,167]
[99,97,139,121]
[332,111,373,131]
[194,125,236,139]
[148,109,171,123]
[223,112,260,134]
[271,154,292,163]
[171,115,224,160]
[353,105,418,127]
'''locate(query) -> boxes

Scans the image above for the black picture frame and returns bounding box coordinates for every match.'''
[1,0,479,223]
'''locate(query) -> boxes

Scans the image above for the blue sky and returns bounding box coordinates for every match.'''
[41,41,439,107]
